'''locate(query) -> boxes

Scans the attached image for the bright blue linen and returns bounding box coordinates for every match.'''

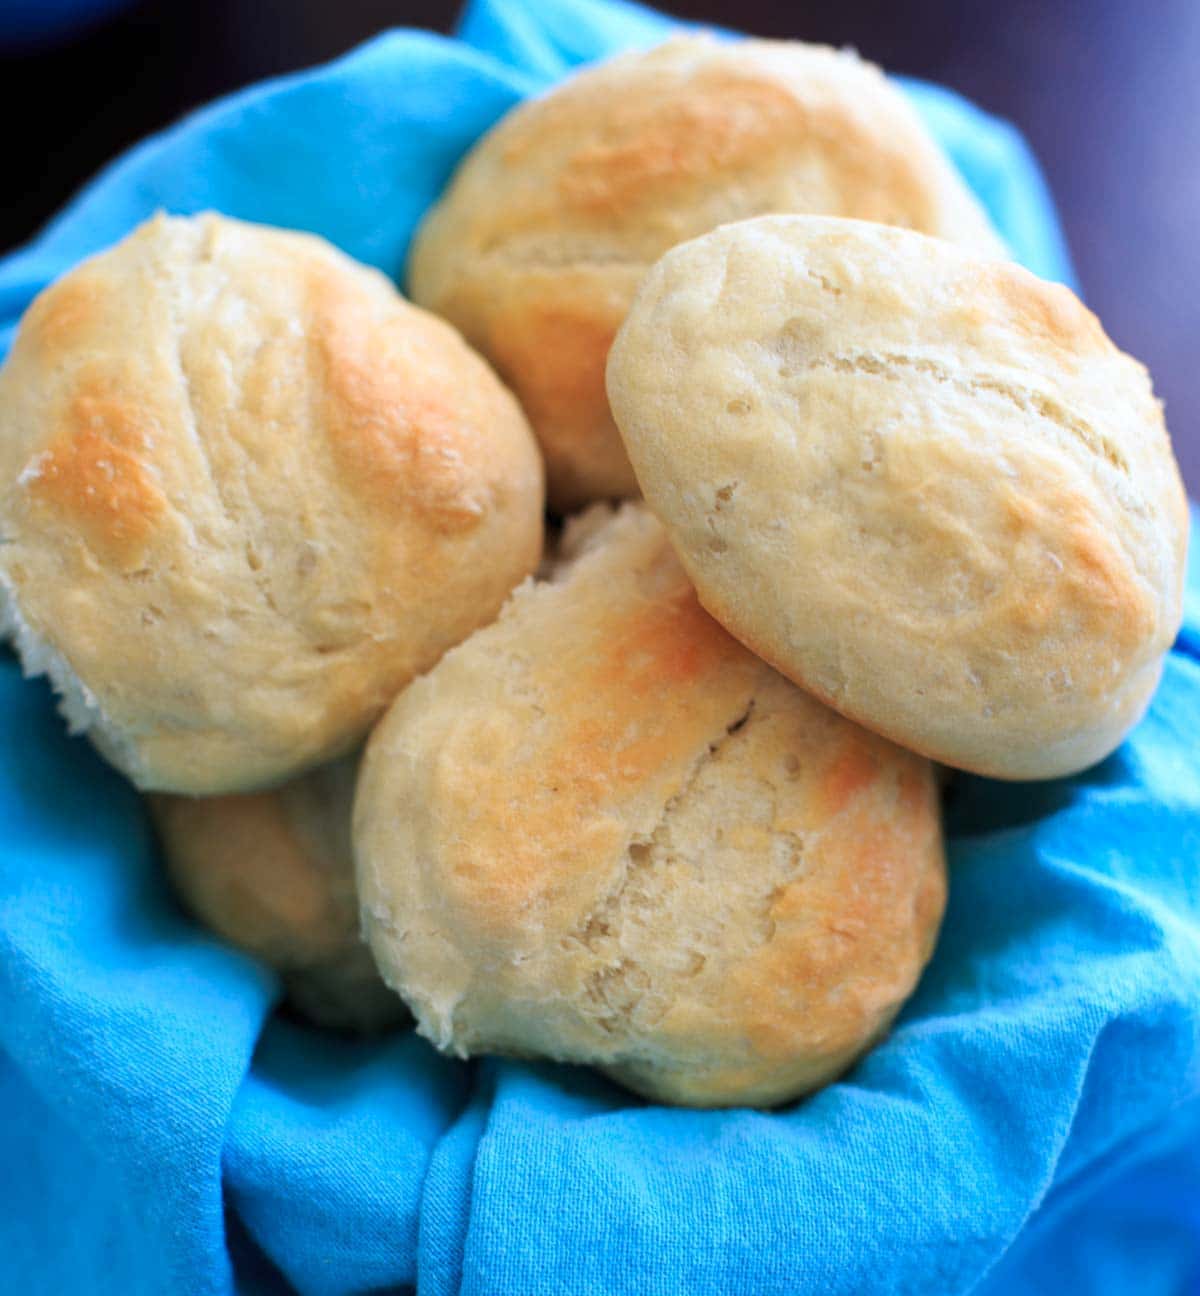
[1,2,1195,1292]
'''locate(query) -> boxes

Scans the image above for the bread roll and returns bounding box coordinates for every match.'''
[355,504,946,1107]
[409,35,1002,510]
[606,215,1188,780]
[149,757,403,1033]
[0,213,544,793]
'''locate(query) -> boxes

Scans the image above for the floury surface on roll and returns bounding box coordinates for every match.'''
[0,213,544,794]
[606,215,1189,781]
[150,757,403,1033]
[408,34,1003,511]
[355,504,946,1108]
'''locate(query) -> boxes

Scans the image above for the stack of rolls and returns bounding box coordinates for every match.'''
[0,35,1186,1103]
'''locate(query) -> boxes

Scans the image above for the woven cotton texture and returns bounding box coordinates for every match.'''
[1,1,1197,1293]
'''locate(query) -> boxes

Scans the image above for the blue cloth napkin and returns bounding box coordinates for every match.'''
[1,1,1196,1292]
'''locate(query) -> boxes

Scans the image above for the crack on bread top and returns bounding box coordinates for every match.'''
[800,348,1131,478]
[569,698,812,1041]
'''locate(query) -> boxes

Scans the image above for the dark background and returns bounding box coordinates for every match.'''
[3,0,1197,494]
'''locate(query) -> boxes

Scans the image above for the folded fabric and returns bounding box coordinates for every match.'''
[1,1,1196,1293]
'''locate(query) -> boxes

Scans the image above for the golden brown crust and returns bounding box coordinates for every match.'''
[409,35,1003,510]
[606,216,1189,780]
[481,288,636,504]
[27,370,168,567]
[355,504,946,1107]
[150,757,404,1033]
[0,213,545,793]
